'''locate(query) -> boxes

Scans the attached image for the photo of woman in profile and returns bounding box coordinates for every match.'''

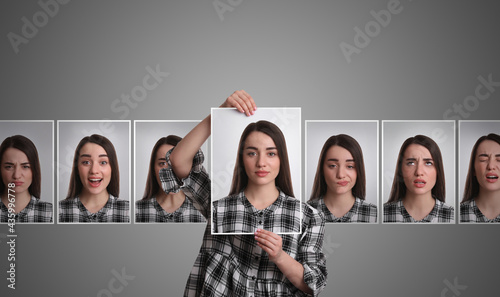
[59,134,129,223]
[161,90,326,296]
[136,135,205,223]
[384,135,454,223]
[212,120,300,234]
[460,133,500,223]
[308,134,377,223]
[0,135,53,223]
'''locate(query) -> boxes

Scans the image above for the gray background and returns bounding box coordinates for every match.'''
[382,121,456,211]
[1,0,499,296]
[305,121,379,209]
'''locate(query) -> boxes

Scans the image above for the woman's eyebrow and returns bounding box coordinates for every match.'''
[326,158,355,162]
[244,146,277,150]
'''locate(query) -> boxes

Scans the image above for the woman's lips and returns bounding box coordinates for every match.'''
[413,179,426,188]
[255,171,269,177]
[337,181,349,186]
[13,181,24,187]
[89,178,103,187]
[486,172,499,183]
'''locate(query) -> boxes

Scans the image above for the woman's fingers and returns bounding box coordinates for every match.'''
[221,90,256,116]
[255,229,283,261]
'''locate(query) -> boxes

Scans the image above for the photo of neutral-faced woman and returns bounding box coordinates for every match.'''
[58,121,130,223]
[211,108,301,234]
[459,121,500,223]
[383,121,455,223]
[306,121,378,223]
[134,121,207,223]
[0,121,54,223]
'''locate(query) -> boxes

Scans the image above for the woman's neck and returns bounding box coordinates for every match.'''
[244,182,280,210]
[323,190,356,218]
[156,190,185,213]
[402,192,435,221]
[1,189,31,214]
[475,189,500,219]
[79,190,109,213]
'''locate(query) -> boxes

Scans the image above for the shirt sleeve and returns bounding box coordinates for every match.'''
[159,148,211,219]
[293,203,328,296]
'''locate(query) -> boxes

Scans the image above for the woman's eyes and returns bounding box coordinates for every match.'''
[81,160,109,165]
[268,152,277,157]
[100,161,108,165]
[425,161,433,166]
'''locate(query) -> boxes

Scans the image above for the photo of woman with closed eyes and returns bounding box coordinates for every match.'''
[135,135,206,223]
[308,134,377,223]
[0,135,53,223]
[384,135,454,223]
[212,120,301,234]
[460,133,500,223]
[59,134,129,223]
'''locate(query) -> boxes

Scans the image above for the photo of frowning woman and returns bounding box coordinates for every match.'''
[0,135,53,223]
[212,120,300,233]
[308,134,377,223]
[59,134,129,223]
[136,135,206,223]
[384,135,454,223]
[461,133,500,223]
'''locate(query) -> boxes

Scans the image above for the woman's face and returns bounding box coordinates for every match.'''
[154,144,173,188]
[1,148,33,196]
[323,145,357,196]
[401,144,437,197]
[242,131,280,188]
[77,142,112,197]
[474,140,500,193]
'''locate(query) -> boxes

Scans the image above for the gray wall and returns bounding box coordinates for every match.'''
[1,0,499,296]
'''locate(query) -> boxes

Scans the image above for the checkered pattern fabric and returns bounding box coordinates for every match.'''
[135,195,206,223]
[384,199,454,223]
[460,198,500,223]
[160,149,327,297]
[59,195,129,223]
[212,190,301,234]
[308,197,377,223]
[1,196,53,223]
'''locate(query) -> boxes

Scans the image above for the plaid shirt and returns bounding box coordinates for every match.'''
[159,149,327,297]
[135,195,206,223]
[383,199,454,223]
[460,198,500,223]
[59,195,130,223]
[0,196,53,223]
[308,197,377,223]
[213,191,301,234]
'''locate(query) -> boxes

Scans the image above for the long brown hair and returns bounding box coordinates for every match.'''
[0,135,41,198]
[462,133,500,203]
[142,135,182,200]
[309,134,366,201]
[229,120,294,197]
[387,135,446,203]
[66,134,120,199]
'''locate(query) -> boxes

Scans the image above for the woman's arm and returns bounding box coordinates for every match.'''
[169,90,256,180]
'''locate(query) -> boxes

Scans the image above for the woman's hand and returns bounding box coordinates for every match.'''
[220,90,257,116]
[254,229,283,263]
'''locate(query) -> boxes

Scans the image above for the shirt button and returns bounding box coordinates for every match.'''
[252,276,256,280]
[258,221,262,224]
[255,256,259,261]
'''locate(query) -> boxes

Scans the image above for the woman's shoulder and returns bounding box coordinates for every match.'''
[33,197,53,209]
[110,196,129,206]
[357,198,377,210]
[435,199,454,211]
[59,197,77,206]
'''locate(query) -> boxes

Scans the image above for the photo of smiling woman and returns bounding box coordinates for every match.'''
[460,133,500,223]
[0,135,53,223]
[384,135,454,223]
[135,135,206,223]
[308,134,377,223]
[212,120,300,234]
[59,134,129,223]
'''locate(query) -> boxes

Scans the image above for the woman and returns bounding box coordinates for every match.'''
[135,135,205,223]
[461,133,500,223]
[0,135,53,223]
[384,135,454,223]
[212,120,300,233]
[162,90,327,296]
[308,134,377,223]
[59,134,129,223]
